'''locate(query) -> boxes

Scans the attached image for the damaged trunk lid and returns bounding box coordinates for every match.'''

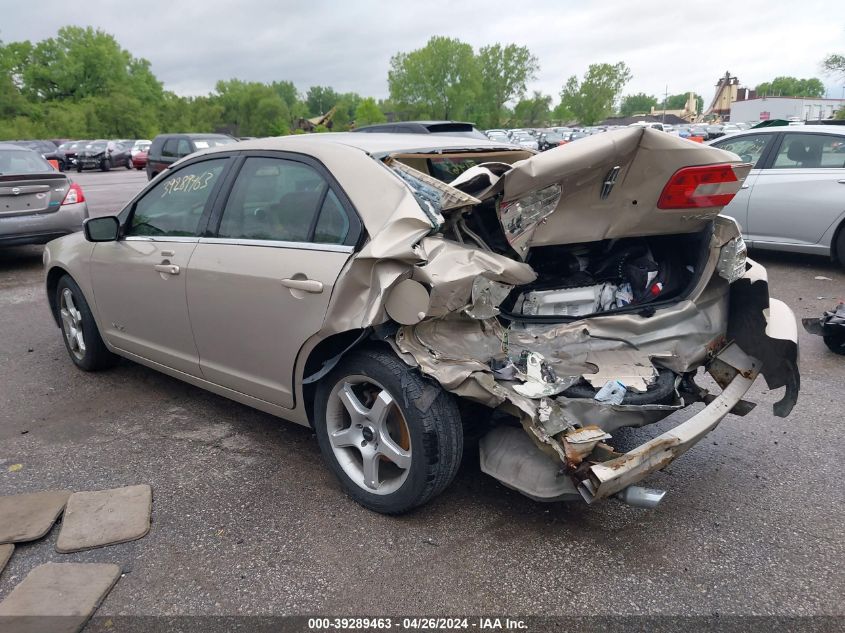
[479,127,750,255]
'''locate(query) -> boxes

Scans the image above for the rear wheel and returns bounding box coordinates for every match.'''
[56,275,119,371]
[125,157,132,169]
[313,348,462,514]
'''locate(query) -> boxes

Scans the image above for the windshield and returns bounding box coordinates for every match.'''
[86,142,107,151]
[0,149,54,175]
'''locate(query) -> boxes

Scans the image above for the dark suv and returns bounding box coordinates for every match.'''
[146,133,236,180]
[351,121,487,139]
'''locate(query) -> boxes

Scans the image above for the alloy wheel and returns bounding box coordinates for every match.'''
[60,288,86,361]
[324,375,412,495]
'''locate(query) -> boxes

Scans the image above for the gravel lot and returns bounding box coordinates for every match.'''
[0,169,843,620]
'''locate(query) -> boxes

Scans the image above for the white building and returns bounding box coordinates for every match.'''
[729,96,845,123]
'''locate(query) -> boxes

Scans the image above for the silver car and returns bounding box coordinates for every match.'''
[0,143,88,247]
[710,125,845,265]
[43,129,800,514]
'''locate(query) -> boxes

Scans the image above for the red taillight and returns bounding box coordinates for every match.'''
[657,163,741,209]
[62,182,85,205]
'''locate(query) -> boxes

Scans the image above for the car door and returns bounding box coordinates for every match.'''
[186,153,362,408]
[90,156,232,375]
[746,132,845,246]
[709,132,778,237]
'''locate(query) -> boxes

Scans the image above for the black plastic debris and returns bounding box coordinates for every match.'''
[802,302,845,355]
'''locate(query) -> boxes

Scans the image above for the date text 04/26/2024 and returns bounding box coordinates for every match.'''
[307,617,528,630]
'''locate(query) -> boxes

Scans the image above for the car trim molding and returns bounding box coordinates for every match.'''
[124,236,201,244]
[197,237,354,253]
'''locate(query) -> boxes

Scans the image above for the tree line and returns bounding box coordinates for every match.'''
[1,26,841,140]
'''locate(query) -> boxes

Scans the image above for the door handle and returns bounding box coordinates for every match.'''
[281,278,323,293]
[837,180,845,184]
[740,184,750,189]
[154,264,180,275]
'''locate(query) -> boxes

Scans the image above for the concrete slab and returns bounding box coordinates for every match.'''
[0,544,12,574]
[0,490,71,543]
[56,484,152,553]
[0,562,120,633]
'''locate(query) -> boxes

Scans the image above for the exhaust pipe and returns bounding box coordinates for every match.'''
[615,485,666,509]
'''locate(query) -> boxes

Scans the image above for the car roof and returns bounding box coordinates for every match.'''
[196,132,519,158]
[0,143,33,151]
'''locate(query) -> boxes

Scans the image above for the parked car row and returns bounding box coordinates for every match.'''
[4,139,153,172]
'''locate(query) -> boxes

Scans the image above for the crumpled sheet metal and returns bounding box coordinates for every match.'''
[318,188,432,336]
[412,238,536,317]
[500,127,750,248]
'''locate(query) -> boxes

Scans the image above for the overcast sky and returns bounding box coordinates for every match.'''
[2,0,844,107]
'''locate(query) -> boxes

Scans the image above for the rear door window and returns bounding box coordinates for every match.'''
[176,139,192,158]
[216,156,357,245]
[771,133,845,169]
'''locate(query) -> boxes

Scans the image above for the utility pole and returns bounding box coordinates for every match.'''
[662,85,668,124]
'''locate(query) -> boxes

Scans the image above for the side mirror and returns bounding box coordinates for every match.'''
[83,216,120,242]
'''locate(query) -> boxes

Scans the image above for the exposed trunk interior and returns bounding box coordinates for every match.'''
[502,227,713,323]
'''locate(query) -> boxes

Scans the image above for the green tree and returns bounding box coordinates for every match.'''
[755,76,825,98]
[513,91,551,127]
[388,36,478,120]
[559,62,632,125]
[661,92,704,113]
[822,53,845,79]
[619,92,658,117]
[306,85,339,117]
[355,97,387,127]
[476,43,538,128]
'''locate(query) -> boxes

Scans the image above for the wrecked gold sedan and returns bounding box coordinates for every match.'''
[43,128,800,514]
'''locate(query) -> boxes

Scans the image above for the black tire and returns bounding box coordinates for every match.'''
[313,347,462,515]
[836,224,845,269]
[56,275,119,371]
[100,158,111,172]
[77,163,83,173]
[823,333,845,355]
[125,158,132,170]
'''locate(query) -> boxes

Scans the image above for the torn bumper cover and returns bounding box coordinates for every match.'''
[396,256,800,505]
[578,343,759,503]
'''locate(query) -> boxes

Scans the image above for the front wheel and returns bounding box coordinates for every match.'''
[313,348,462,514]
[56,275,119,371]
[125,157,132,169]
[101,158,111,172]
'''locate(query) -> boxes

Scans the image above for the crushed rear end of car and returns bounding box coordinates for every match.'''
[316,127,801,506]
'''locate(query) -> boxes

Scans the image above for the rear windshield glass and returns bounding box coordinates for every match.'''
[193,137,235,149]
[0,149,54,174]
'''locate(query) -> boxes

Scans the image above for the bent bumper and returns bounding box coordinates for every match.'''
[578,343,758,502]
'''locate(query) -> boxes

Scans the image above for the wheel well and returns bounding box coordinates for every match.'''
[45,267,70,327]
[301,329,390,425]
